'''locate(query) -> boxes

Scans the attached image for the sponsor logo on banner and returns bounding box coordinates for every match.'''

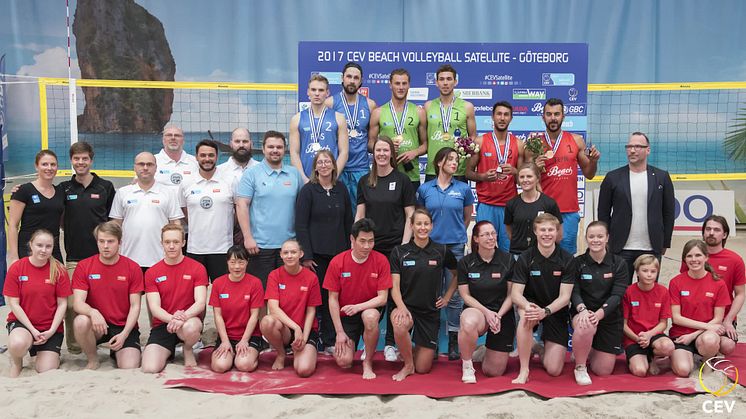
[565,104,586,116]
[454,88,492,100]
[482,74,515,86]
[358,87,369,97]
[407,88,429,101]
[512,105,529,115]
[568,87,579,101]
[317,71,342,85]
[513,88,546,100]
[425,72,436,85]
[298,102,310,111]
[542,73,576,86]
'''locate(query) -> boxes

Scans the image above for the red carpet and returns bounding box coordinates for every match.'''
[164,343,746,398]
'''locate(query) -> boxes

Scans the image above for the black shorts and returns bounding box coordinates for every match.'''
[534,309,570,347]
[625,333,670,361]
[216,335,263,351]
[186,253,228,282]
[146,324,184,354]
[590,316,624,354]
[673,339,700,355]
[485,309,516,352]
[6,321,64,356]
[96,324,141,357]
[341,307,385,347]
[407,310,440,350]
[289,329,320,350]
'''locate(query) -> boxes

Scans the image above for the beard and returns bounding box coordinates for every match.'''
[233,147,252,163]
[199,162,216,172]
[704,236,721,247]
[344,83,359,95]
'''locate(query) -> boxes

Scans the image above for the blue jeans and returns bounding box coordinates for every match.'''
[560,212,580,255]
[476,202,510,252]
[443,243,465,333]
[339,169,368,219]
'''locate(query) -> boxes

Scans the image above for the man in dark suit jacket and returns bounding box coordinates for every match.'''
[598,132,675,282]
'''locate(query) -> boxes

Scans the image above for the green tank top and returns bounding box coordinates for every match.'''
[425,97,468,176]
[379,101,421,181]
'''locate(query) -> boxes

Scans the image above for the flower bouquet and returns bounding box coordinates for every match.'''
[454,136,480,161]
[524,132,548,171]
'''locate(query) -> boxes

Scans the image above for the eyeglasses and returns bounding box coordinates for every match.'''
[478,231,497,238]
[624,144,648,150]
[316,160,333,166]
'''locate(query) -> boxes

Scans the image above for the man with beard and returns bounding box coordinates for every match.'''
[530,98,601,255]
[325,62,377,212]
[54,141,116,354]
[178,140,234,280]
[678,215,744,343]
[369,68,426,188]
[216,127,259,190]
[236,131,303,286]
[424,64,476,182]
[290,74,349,183]
[466,101,524,252]
[598,132,673,278]
[155,125,198,190]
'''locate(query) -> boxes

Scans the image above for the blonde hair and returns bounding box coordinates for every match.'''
[633,254,659,271]
[29,229,63,285]
[533,213,561,229]
[161,223,185,240]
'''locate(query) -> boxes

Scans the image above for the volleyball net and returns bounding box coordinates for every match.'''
[29,78,746,179]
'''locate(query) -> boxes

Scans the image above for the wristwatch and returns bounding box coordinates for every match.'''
[544,307,552,317]
[577,304,586,313]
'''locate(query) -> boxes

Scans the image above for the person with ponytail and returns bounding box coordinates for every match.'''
[669,239,734,377]
[3,229,71,377]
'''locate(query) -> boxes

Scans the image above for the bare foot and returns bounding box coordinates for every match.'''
[392,364,415,381]
[362,361,376,380]
[272,353,286,370]
[85,360,100,370]
[511,369,529,384]
[183,349,197,367]
[648,360,661,376]
[10,361,22,378]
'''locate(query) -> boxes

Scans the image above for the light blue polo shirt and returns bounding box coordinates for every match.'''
[417,178,474,244]
[237,160,302,248]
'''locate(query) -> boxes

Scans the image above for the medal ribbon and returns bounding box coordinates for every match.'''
[440,100,453,135]
[544,130,562,155]
[340,92,359,132]
[390,101,408,136]
[308,106,327,143]
[492,132,511,165]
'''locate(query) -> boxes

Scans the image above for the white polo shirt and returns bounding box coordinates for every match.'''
[109,182,184,267]
[154,149,198,190]
[216,157,259,193]
[178,173,234,254]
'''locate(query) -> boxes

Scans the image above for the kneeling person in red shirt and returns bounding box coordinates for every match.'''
[73,221,144,370]
[141,224,208,373]
[261,240,322,377]
[324,218,393,379]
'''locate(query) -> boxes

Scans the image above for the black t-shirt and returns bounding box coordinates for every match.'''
[11,182,65,259]
[457,250,514,312]
[295,181,352,260]
[59,173,116,261]
[357,170,416,254]
[390,240,457,313]
[504,193,562,254]
[510,246,576,307]
[571,251,629,320]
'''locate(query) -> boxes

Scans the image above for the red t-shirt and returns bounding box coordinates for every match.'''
[540,131,579,213]
[209,274,264,340]
[72,255,144,326]
[144,257,209,327]
[265,267,322,330]
[475,132,519,206]
[622,282,672,347]
[669,272,731,338]
[678,248,745,315]
[3,257,72,332]
[323,250,392,316]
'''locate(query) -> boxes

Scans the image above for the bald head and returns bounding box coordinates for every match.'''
[230,127,253,164]
[134,152,156,184]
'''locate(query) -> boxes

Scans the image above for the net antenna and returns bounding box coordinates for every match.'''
[66,0,78,147]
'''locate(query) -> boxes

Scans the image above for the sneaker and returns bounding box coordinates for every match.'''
[384,345,399,362]
[462,364,477,384]
[360,348,366,361]
[574,365,592,386]
[193,340,205,352]
[472,345,486,363]
[323,346,335,356]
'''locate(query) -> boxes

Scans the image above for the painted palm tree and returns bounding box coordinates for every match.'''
[724,107,746,160]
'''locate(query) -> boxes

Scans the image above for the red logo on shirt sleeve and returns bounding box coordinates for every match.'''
[553,271,562,276]
[370,273,379,278]
[603,272,613,278]
[183,274,192,280]
[91,194,100,199]
[117,276,127,281]
[705,292,714,298]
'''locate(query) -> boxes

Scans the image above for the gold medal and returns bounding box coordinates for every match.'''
[349,129,359,138]
[441,132,451,141]
[394,134,404,144]
[545,150,554,159]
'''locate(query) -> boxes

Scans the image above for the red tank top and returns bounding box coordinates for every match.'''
[475,132,519,206]
[540,131,579,212]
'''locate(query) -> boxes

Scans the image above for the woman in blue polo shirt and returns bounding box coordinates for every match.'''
[417,146,475,360]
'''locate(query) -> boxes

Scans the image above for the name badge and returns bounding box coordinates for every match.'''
[530,270,541,276]
[155,276,167,283]
[403,260,416,267]
[581,274,593,280]
[19,275,29,282]
[705,292,714,298]
[631,301,639,307]
[219,293,229,299]
[117,276,126,281]
[389,182,397,191]
[468,272,480,279]
[183,274,192,280]
[370,273,379,278]
[279,284,286,290]
[654,302,661,307]
[484,152,493,157]
[553,271,562,276]
[88,274,101,280]
[718,265,728,271]
[67,194,78,201]
[491,272,501,279]
[91,194,100,199]
[32,194,41,204]
[341,272,351,278]
[428,260,438,266]
[603,272,613,279]
[681,290,690,296]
